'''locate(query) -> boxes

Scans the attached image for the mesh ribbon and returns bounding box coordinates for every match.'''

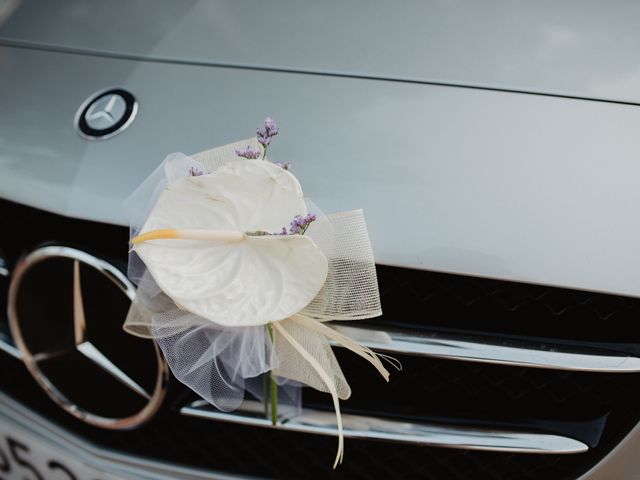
[123,140,393,467]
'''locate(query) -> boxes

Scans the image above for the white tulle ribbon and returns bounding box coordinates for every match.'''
[123,139,396,467]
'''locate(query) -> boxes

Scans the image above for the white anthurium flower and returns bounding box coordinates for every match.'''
[133,160,329,327]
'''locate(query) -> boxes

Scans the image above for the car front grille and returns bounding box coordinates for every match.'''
[1,197,639,480]
[375,265,640,344]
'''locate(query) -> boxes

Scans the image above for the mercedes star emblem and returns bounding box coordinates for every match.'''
[8,246,168,429]
[75,88,137,140]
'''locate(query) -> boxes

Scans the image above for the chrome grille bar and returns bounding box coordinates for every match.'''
[0,331,20,359]
[181,400,588,454]
[331,324,640,372]
[2,322,639,373]
[0,326,594,455]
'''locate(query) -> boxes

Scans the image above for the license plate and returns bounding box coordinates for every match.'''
[0,420,126,480]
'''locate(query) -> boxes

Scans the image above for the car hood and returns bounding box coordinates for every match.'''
[1,2,640,300]
[2,0,640,104]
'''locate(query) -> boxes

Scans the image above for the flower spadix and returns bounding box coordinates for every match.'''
[132,159,328,327]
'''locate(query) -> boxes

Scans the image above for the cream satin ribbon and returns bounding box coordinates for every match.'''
[126,143,395,468]
[274,314,397,469]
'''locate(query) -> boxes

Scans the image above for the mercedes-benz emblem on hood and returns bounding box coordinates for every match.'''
[8,246,168,429]
[75,88,137,140]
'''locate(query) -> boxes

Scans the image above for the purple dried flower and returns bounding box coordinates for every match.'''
[189,166,204,176]
[264,117,279,134]
[288,213,317,235]
[235,145,262,159]
[275,162,291,170]
[257,135,272,147]
[273,212,316,236]
[289,215,303,234]
[257,116,279,149]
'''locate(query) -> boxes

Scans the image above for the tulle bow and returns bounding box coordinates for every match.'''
[123,139,396,467]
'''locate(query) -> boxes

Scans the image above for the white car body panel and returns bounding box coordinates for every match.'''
[3,0,640,104]
[0,45,639,299]
[580,422,640,479]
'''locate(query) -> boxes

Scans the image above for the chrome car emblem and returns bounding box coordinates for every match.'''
[75,88,137,140]
[8,246,168,429]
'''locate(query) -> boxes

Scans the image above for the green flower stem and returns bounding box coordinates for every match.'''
[267,323,278,425]
[270,371,278,425]
[263,370,269,418]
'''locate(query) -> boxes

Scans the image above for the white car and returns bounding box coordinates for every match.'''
[0,1,639,479]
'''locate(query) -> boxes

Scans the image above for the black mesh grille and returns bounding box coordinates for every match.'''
[375,265,640,345]
[0,198,639,480]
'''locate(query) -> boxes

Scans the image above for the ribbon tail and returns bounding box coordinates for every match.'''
[292,315,392,382]
[272,321,345,469]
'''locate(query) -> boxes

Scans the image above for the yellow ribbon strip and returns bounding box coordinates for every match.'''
[131,228,245,245]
